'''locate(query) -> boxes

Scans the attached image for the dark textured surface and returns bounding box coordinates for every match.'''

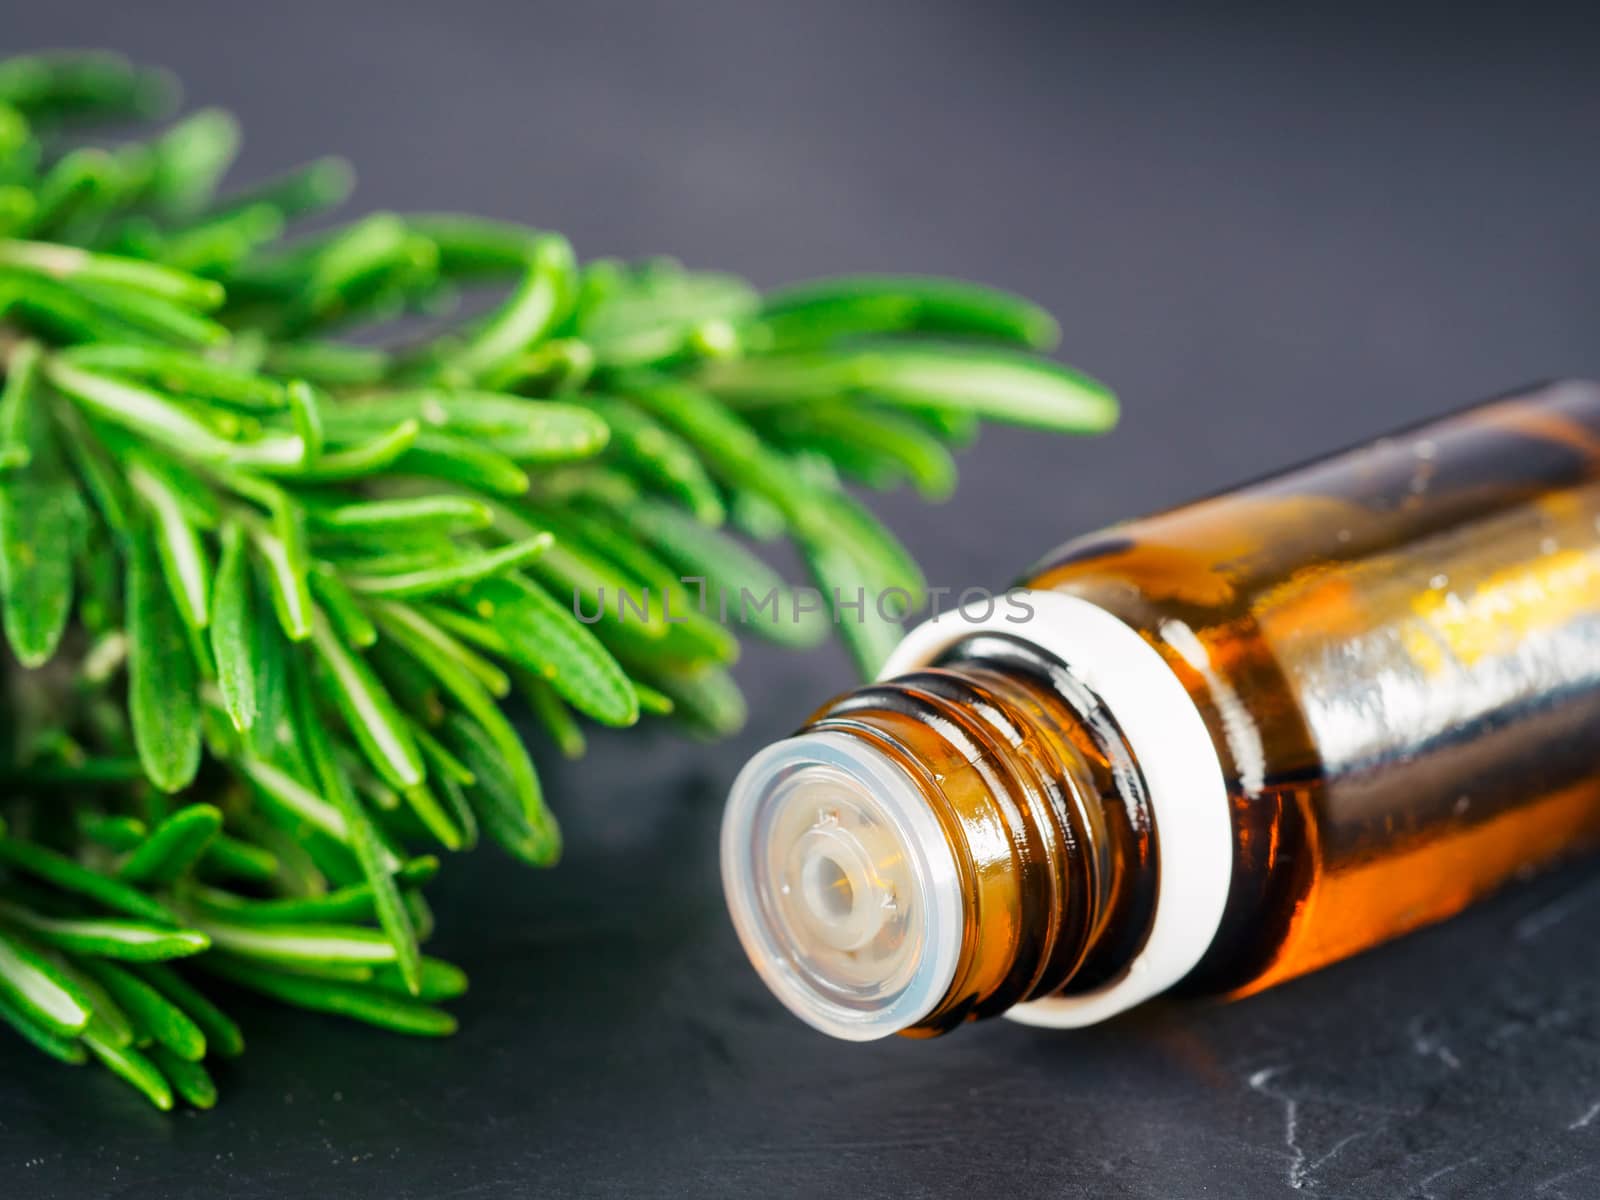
[4,2,1600,1196]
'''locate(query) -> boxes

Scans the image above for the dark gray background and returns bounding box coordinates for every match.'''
[3,2,1600,1196]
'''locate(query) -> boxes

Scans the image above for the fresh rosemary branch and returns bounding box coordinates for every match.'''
[0,49,1116,1110]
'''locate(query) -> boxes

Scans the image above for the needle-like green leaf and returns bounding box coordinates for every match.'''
[310,612,425,791]
[757,274,1061,350]
[132,963,244,1058]
[0,902,210,961]
[81,959,207,1061]
[82,1031,174,1110]
[463,575,639,727]
[0,340,83,664]
[0,927,93,1036]
[202,956,456,1036]
[210,521,259,731]
[115,804,223,887]
[126,523,202,792]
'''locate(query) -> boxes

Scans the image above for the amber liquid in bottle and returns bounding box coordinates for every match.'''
[721,380,1600,1040]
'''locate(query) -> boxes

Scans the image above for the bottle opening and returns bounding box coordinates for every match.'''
[720,730,963,1040]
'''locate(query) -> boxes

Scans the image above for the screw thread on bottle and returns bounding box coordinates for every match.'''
[722,633,1157,1039]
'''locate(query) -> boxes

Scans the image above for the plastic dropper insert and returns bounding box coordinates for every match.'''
[721,730,963,1040]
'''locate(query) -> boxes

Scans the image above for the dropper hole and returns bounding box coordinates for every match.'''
[805,854,855,924]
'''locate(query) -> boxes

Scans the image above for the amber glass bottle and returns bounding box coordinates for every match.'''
[721,380,1600,1040]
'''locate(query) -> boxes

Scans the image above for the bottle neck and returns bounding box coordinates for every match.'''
[721,632,1158,1039]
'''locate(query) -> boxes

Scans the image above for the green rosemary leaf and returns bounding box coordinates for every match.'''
[492,336,594,393]
[396,730,462,798]
[531,506,737,665]
[520,674,587,759]
[60,343,288,410]
[343,533,552,599]
[238,755,349,845]
[247,515,313,641]
[261,338,389,386]
[400,782,465,853]
[580,397,725,524]
[299,212,411,308]
[129,454,213,629]
[80,959,207,1061]
[577,263,758,364]
[308,561,377,647]
[0,340,83,664]
[0,838,180,924]
[286,379,325,462]
[18,149,117,239]
[201,956,456,1036]
[442,234,575,383]
[259,419,418,481]
[0,189,35,239]
[54,955,134,1047]
[147,107,240,217]
[236,956,375,984]
[371,604,552,855]
[0,238,222,308]
[190,882,355,923]
[442,710,557,867]
[753,401,958,499]
[606,495,828,649]
[158,203,284,275]
[808,486,925,602]
[727,487,787,542]
[72,279,230,346]
[0,990,89,1064]
[621,376,922,598]
[47,359,304,465]
[0,902,210,961]
[626,659,746,739]
[464,575,639,727]
[705,344,1118,433]
[150,1045,217,1109]
[305,494,491,535]
[0,926,93,1036]
[630,680,675,716]
[131,963,244,1058]
[210,521,258,731]
[0,100,26,157]
[290,649,422,991]
[797,537,905,677]
[338,390,610,462]
[369,956,467,1003]
[115,804,223,887]
[77,813,148,851]
[194,913,396,966]
[310,611,426,791]
[756,275,1060,350]
[8,274,152,346]
[126,523,202,792]
[405,214,540,276]
[200,834,279,884]
[82,1030,174,1110]
[429,772,479,851]
[199,156,352,225]
[50,400,134,540]
[371,600,510,698]
[394,431,530,496]
[0,52,174,123]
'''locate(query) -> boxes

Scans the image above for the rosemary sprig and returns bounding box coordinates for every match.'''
[0,49,1116,1109]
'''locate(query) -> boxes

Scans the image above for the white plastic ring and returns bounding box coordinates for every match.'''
[878,589,1233,1026]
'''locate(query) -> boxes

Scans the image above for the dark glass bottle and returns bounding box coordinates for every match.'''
[722,380,1600,1039]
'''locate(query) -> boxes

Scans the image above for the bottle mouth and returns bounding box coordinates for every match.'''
[720,730,963,1040]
